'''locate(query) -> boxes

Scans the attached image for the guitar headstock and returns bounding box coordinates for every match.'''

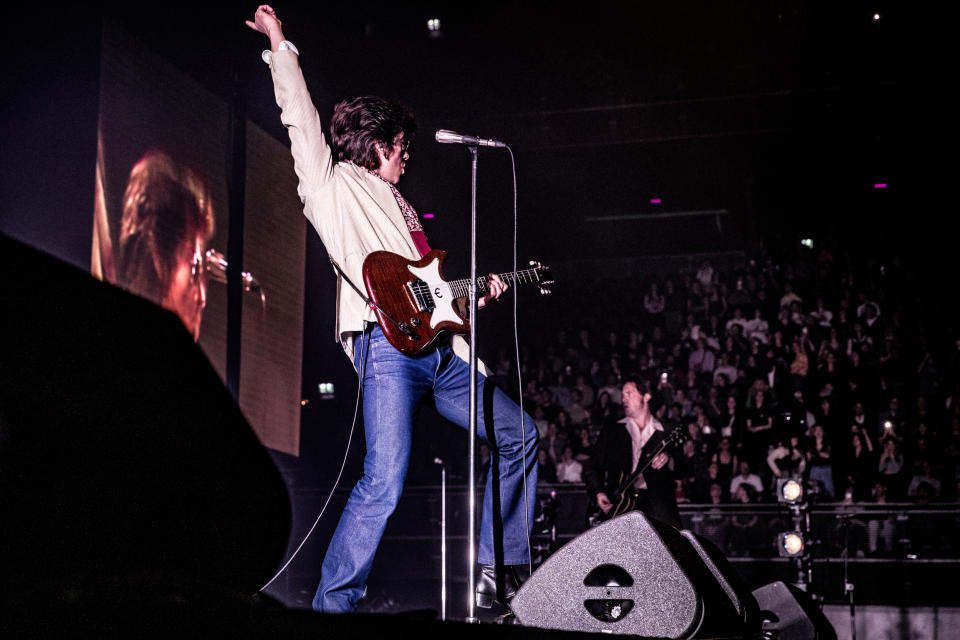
[529,259,555,295]
[666,424,687,448]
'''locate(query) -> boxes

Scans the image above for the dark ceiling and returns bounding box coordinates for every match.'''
[9,1,954,266]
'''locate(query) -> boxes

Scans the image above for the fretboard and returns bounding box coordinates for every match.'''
[448,268,543,299]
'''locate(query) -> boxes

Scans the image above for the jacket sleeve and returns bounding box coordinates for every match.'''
[584,428,611,498]
[269,50,336,203]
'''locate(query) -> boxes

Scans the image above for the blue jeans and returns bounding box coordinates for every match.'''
[312,325,539,612]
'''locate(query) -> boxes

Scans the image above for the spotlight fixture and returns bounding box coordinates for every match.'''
[779,532,805,557]
[776,477,813,587]
[777,478,804,505]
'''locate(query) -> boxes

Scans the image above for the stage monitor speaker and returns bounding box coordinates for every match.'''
[680,529,761,630]
[752,581,838,640]
[0,233,290,598]
[511,511,754,638]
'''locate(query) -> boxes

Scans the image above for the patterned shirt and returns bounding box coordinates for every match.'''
[362,166,423,233]
[361,166,430,257]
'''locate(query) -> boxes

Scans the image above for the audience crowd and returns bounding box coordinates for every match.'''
[496,246,960,519]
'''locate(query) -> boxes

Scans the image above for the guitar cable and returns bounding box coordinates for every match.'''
[506,145,535,579]
[261,153,532,593]
[259,329,369,594]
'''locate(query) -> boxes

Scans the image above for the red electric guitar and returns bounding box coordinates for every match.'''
[361,249,553,355]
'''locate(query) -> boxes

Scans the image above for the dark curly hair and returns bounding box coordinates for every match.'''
[330,96,416,170]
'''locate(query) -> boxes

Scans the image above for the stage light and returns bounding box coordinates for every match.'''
[777,478,804,504]
[779,532,805,557]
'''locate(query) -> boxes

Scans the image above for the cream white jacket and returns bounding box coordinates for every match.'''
[269,49,483,371]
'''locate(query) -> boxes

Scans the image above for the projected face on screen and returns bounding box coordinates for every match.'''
[116,151,214,341]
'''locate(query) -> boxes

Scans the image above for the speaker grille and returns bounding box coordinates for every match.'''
[512,511,703,637]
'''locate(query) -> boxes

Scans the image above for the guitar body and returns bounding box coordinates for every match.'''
[586,472,635,528]
[362,249,469,355]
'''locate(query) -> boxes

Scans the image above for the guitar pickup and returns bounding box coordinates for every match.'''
[405,280,429,312]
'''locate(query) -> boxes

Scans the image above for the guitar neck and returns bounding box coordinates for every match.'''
[616,442,667,495]
[448,268,542,299]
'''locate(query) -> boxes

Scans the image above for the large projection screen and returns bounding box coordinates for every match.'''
[92,21,304,455]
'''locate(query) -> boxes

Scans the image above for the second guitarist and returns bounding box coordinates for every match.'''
[584,378,682,529]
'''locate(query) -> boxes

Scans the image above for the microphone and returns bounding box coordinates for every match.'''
[204,248,267,307]
[435,129,506,148]
[204,249,262,293]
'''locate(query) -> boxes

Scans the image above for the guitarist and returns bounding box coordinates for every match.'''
[585,378,681,529]
[247,6,538,613]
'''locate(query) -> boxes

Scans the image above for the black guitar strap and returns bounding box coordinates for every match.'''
[637,430,666,470]
[619,427,670,494]
[328,258,418,339]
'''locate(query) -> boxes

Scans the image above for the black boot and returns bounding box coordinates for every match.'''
[476,564,521,609]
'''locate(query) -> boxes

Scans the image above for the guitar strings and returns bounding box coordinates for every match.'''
[407,267,544,306]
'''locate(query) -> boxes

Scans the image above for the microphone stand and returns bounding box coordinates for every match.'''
[465,144,480,624]
[838,513,857,640]
[434,458,448,621]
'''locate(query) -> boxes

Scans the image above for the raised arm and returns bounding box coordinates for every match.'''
[246,5,335,202]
